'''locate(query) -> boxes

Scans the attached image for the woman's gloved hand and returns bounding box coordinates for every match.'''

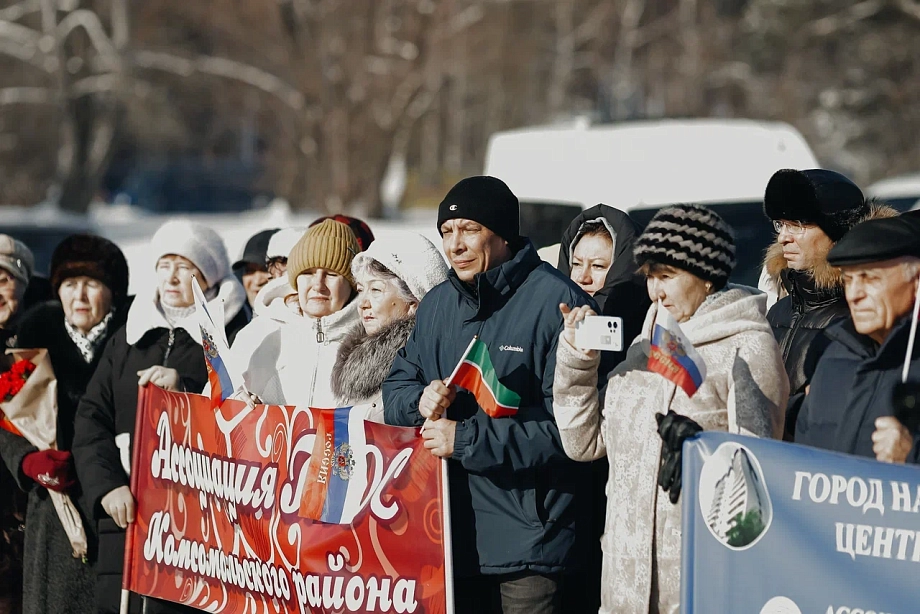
[656,410,703,504]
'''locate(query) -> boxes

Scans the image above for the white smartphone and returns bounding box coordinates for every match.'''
[574,315,624,352]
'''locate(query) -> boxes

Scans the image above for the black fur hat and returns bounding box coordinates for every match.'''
[764,169,868,242]
[50,234,129,301]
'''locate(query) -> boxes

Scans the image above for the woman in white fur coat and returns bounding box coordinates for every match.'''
[330,232,448,422]
[232,220,361,407]
[553,204,788,614]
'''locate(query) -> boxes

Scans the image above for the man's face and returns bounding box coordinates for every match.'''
[841,258,919,344]
[440,218,512,282]
[240,262,271,306]
[775,220,834,271]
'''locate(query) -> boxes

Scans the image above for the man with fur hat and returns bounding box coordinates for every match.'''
[383,176,593,613]
[796,212,920,462]
[761,169,896,441]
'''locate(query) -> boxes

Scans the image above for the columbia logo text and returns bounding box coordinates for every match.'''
[499,345,524,353]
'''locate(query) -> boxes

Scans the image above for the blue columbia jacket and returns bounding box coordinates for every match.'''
[383,241,594,576]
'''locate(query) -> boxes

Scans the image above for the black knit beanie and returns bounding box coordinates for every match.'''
[763,169,868,242]
[437,176,520,243]
[633,204,736,289]
[50,234,130,301]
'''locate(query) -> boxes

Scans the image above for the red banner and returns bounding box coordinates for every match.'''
[125,386,450,614]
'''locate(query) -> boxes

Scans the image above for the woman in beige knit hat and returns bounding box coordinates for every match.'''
[232,219,361,406]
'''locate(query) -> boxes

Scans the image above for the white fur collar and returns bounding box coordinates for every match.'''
[125,275,247,345]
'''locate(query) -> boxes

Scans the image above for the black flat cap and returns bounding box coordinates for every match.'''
[827,213,920,267]
[233,228,279,270]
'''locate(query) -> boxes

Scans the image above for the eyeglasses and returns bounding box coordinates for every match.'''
[772,220,810,236]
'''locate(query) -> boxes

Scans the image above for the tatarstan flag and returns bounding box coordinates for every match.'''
[448,338,521,418]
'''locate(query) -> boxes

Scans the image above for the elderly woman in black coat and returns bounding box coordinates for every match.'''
[0,234,130,614]
[72,220,248,614]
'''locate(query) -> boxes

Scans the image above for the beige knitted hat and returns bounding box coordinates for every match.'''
[287,219,360,288]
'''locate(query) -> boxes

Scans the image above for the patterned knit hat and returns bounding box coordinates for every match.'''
[633,204,736,288]
[287,219,360,289]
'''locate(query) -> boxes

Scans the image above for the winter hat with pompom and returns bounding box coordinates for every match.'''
[149,220,230,288]
[633,204,736,289]
[352,232,449,302]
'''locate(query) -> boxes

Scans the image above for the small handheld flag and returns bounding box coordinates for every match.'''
[447,337,521,418]
[648,305,707,397]
[192,278,240,408]
[299,406,369,525]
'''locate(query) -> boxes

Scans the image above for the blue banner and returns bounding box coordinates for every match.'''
[682,432,920,614]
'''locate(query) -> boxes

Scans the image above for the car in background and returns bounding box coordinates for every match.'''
[866,173,920,212]
[484,118,820,286]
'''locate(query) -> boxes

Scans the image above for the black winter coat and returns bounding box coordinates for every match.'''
[767,268,849,440]
[0,301,128,614]
[72,302,247,614]
[383,241,594,577]
[796,316,920,460]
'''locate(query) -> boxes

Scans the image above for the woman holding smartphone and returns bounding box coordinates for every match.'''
[552,204,788,614]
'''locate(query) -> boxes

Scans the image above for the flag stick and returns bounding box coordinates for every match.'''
[444,336,478,388]
[902,273,920,384]
[441,458,455,614]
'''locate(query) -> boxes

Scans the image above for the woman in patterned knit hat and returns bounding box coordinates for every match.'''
[551,204,789,614]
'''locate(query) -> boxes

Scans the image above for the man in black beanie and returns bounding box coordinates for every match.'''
[760,169,896,441]
[384,176,594,613]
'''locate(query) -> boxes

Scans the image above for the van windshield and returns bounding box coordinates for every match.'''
[520,201,584,250]
[629,202,773,288]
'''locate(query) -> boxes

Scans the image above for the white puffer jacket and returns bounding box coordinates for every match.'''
[231,276,360,406]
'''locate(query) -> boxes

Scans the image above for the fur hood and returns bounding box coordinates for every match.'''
[331,316,415,405]
[125,274,247,345]
[762,201,898,292]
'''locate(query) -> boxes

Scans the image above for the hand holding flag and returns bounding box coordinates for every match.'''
[192,277,244,408]
[648,304,707,397]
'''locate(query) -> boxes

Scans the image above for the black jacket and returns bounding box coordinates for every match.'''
[767,268,850,440]
[764,203,899,441]
[796,316,920,460]
[0,300,127,614]
[557,204,651,373]
[383,241,594,577]
[72,300,247,614]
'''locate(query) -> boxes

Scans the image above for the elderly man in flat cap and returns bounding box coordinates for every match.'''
[796,212,920,463]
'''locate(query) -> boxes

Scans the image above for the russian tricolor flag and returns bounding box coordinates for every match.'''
[192,279,240,408]
[299,406,369,525]
[648,304,707,397]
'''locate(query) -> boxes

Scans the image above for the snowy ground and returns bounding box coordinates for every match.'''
[1,200,442,295]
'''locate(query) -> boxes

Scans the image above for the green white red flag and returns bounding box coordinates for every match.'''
[448,337,521,418]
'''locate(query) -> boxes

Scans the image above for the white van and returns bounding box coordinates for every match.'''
[483,118,820,286]
[867,173,920,212]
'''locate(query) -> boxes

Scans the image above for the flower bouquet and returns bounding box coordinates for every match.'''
[0,349,87,558]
